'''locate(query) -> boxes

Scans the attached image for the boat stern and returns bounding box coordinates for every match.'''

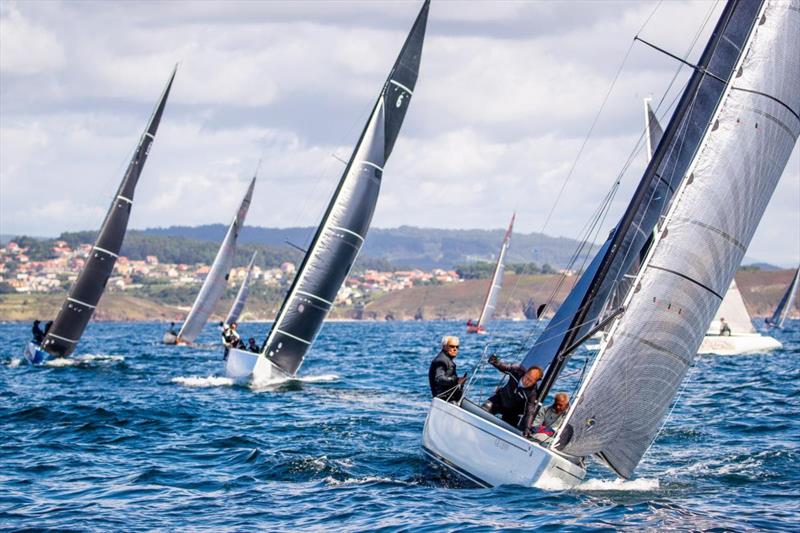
[422,398,585,489]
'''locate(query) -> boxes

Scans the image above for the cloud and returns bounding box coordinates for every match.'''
[0,0,797,266]
[0,3,65,75]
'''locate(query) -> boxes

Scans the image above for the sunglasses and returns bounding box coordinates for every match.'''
[446,345,460,350]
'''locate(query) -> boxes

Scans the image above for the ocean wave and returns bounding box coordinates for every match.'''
[576,477,660,491]
[44,354,125,367]
[250,373,339,390]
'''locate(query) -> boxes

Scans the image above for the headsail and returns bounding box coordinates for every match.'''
[259,1,429,376]
[707,280,756,334]
[41,66,177,357]
[225,251,258,327]
[177,176,256,343]
[768,266,800,327]
[558,0,799,478]
[476,213,515,329]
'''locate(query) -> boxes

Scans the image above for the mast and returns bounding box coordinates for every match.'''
[258,0,429,375]
[41,66,177,357]
[177,176,256,343]
[476,213,515,328]
[523,0,759,415]
[557,0,798,478]
[225,251,258,327]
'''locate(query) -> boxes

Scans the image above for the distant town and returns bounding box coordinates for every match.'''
[0,240,462,307]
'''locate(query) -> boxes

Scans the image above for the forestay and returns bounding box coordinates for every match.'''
[259,0,429,376]
[225,251,258,327]
[768,266,799,327]
[41,67,177,357]
[178,177,256,343]
[477,213,515,329]
[558,0,799,478]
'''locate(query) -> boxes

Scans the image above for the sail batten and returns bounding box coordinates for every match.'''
[558,0,799,478]
[259,1,429,376]
[177,177,256,343]
[41,66,177,357]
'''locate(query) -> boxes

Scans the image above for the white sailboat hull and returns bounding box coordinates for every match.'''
[697,333,782,355]
[225,348,291,382]
[422,398,586,489]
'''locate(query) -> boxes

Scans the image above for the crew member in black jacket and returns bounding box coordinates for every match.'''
[428,336,466,402]
[482,354,543,436]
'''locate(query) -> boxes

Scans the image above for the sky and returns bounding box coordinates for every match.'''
[1,0,798,266]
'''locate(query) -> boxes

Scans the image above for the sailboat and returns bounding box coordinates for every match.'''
[163,176,256,345]
[467,213,515,334]
[422,0,798,488]
[697,280,782,354]
[766,265,799,328]
[224,251,258,327]
[225,0,429,381]
[24,67,177,365]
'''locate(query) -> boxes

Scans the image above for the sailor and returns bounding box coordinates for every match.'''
[719,317,732,336]
[482,354,543,432]
[428,336,466,402]
[222,323,242,348]
[530,392,569,442]
[247,337,259,353]
[31,320,45,343]
[168,322,178,336]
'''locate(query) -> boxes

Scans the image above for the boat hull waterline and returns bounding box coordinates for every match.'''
[697,333,782,355]
[225,348,291,383]
[24,342,50,365]
[422,398,585,489]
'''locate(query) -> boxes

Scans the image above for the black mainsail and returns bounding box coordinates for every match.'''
[259,1,429,376]
[40,67,177,357]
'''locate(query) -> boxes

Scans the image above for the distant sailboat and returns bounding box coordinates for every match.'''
[467,213,514,334]
[224,251,258,327]
[163,177,256,345]
[25,67,177,365]
[766,265,799,328]
[225,0,429,381]
[697,280,782,354]
[423,0,798,488]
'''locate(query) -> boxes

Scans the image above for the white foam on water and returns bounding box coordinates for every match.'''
[323,475,399,487]
[77,354,125,363]
[250,373,339,391]
[576,477,660,491]
[8,358,22,368]
[172,375,235,388]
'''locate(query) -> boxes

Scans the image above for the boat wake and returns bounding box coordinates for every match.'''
[251,373,339,391]
[171,375,236,388]
[7,357,22,368]
[45,354,125,367]
[575,477,660,492]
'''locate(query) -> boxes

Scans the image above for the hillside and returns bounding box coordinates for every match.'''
[140,224,592,269]
[4,269,794,323]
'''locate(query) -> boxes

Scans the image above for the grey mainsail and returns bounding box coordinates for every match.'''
[177,177,256,343]
[522,0,773,418]
[558,0,799,478]
[224,251,258,327]
[476,213,515,329]
[40,66,177,357]
[259,0,429,376]
[768,266,800,327]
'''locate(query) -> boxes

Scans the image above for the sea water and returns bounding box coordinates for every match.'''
[1,320,798,531]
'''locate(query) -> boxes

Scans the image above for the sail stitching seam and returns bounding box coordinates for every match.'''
[93,246,119,258]
[330,225,365,242]
[46,333,78,344]
[648,264,724,299]
[275,328,312,345]
[389,79,413,95]
[117,195,133,204]
[677,217,747,251]
[67,297,96,309]
[358,160,384,172]
[295,290,333,306]
[732,87,800,122]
